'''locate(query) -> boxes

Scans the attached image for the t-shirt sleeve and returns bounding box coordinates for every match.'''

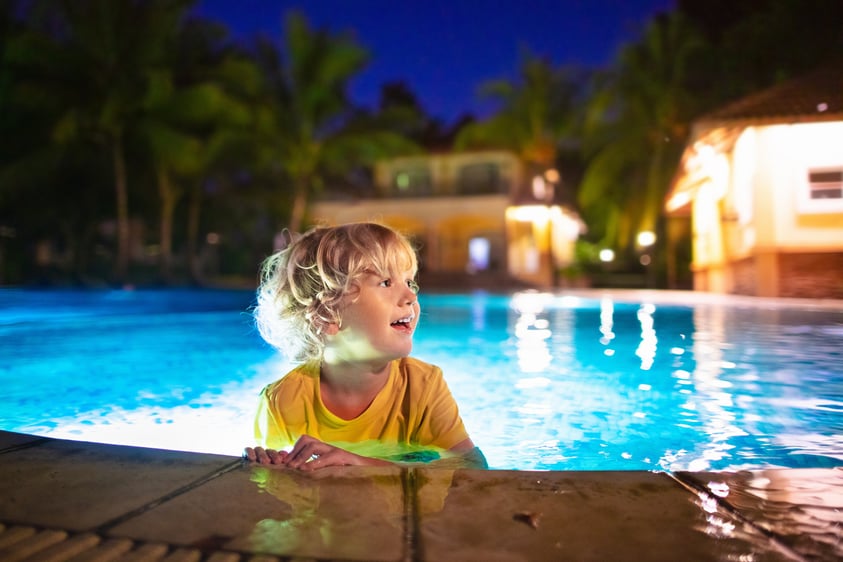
[416,367,470,450]
[253,384,295,450]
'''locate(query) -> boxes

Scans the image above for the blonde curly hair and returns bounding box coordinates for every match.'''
[254,222,419,363]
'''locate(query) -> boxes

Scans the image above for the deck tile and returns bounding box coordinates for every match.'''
[415,468,794,562]
[0,430,45,450]
[3,432,842,561]
[677,467,843,561]
[0,436,237,531]
[113,464,407,561]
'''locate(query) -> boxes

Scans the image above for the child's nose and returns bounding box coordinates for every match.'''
[401,285,416,304]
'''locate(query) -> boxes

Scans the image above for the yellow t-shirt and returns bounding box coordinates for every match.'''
[253,356,469,457]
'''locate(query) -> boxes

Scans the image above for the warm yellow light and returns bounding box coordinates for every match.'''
[544,168,560,183]
[531,175,548,200]
[551,206,581,240]
[666,190,691,212]
[508,205,550,223]
[637,231,656,247]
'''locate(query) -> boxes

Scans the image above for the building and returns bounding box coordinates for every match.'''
[665,65,843,299]
[311,149,583,288]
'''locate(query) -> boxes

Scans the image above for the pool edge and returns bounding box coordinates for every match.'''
[2,430,840,561]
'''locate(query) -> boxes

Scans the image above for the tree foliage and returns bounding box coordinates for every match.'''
[0,3,418,285]
[455,53,588,168]
[578,12,705,254]
[1,0,841,287]
[249,12,419,234]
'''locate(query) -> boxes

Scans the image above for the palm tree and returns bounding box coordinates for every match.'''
[252,12,419,234]
[454,53,588,171]
[139,76,219,282]
[1,1,122,284]
[136,17,258,283]
[12,0,194,284]
[578,13,704,256]
[179,53,265,284]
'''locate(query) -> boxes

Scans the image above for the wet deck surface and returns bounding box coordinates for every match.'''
[1,430,841,561]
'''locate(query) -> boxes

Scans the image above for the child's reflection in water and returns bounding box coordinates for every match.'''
[247,463,458,558]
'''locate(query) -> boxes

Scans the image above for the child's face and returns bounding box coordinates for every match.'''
[324,266,420,366]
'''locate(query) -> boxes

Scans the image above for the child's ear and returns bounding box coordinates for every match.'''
[323,321,340,335]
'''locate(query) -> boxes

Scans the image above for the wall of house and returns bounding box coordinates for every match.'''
[310,195,509,274]
[314,150,584,287]
[688,121,843,298]
[316,150,523,276]
[690,173,729,293]
[501,205,582,287]
[778,252,843,299]
[373,150,524,198]
[748,123,843,297]
[723,122,843,298]
[756,122,843,251]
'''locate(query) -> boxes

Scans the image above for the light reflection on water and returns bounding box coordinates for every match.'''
[413,290,843,471]
[1,288,841,472]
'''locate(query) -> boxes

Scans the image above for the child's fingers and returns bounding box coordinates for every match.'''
[300,451,341,471]
[299,447,363,471]
[244,446,293,468]
[298,450,335,471]
[246,446,273,464]
[286,437,323,468]
[267,449,288,464]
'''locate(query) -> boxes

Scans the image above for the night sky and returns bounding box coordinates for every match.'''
[192,0,676,123]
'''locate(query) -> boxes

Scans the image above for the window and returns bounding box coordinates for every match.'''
[467,237,490,272]
[808,169,843,199]
[798,168,843,214]
[392,167,432,197]
[456,163,506,195]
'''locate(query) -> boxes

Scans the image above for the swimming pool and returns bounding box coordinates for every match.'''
[1,288,841,472]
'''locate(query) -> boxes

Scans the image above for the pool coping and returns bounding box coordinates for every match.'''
[1,430,841,561]
[509,288,843,310]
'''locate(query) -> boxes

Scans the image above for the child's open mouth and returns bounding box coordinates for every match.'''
[390,314,415,333]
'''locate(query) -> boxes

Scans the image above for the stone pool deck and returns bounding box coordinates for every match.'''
[1,430,841,561]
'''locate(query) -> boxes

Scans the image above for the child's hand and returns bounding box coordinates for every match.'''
[284,435,364,470]
[244,437,392,470]
[284,435,391,471]
[243,446,289,465]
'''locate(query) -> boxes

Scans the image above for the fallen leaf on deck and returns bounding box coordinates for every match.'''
[513,510,542,529]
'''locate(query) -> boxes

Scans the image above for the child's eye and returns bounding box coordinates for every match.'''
[379,279,392,288]
[407,280,419,294]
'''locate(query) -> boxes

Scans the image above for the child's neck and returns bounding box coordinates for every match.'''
[320,358,391,389]
[319,359,393,420]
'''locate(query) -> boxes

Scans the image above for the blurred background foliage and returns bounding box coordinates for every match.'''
[1,0,840,287]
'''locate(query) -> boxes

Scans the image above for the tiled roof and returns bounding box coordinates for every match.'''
[698,62,843,125]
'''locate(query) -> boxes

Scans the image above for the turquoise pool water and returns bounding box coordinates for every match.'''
[1,288,841,471]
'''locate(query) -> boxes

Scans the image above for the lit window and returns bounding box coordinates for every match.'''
[808,169,843,200]
[467,237,490,271]
[392,167,432,196]
[797,168,843,213]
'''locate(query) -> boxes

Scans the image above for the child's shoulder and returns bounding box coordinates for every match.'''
[262,362,319,396]
[395,356,443,381]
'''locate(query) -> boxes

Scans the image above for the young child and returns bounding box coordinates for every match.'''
[243,222,485,471]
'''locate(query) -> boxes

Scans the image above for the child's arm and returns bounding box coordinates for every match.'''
[436,438,488,469]
[245,436,487,471]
